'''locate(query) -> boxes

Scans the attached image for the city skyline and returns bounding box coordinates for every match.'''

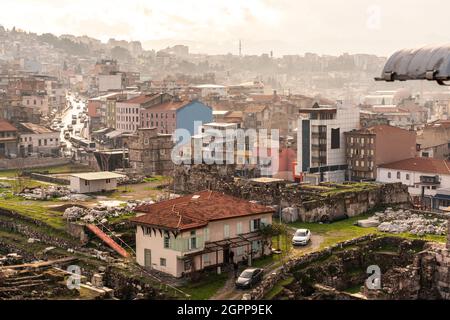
[1,0,450,57]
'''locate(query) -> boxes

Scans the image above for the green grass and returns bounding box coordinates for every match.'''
[343,284,363,294]
[108,212,136,224]
[290,213,446,250]
[178,272,228,300]
[0,197,65,230]
[0,163,92,178]
[264,276,294,300]
[143,176,167,183]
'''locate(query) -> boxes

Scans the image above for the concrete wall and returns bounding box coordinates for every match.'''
[69,177,118,193]
[0,157,70,170]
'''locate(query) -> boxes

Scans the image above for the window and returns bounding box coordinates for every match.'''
[237,222,243,235]
[388,172,391,179]
[160,258,166,267]
[251,219,261,232]
[143,227,152,236]
[224,224,230,238]
[189,230,197,250]
[331,128,340,149]
[406,174,410,181]
[105,179,111,184]
[397,172,401,179]
[236,247,244,256]
[204,228,210,241]
[203,253,210,265]
[163,234,170,248]
[422,152,429,158]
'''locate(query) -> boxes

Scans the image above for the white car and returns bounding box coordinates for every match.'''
[292,229,311,246]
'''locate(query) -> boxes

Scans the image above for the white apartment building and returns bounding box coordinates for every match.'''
[18,122,60,156]
[296,102,360,184]
[377,157,450,210]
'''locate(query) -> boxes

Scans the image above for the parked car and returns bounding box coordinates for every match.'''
[235,268,264,289]
[292,229,311,246]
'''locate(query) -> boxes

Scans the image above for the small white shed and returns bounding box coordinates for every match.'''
[70,172,125,194]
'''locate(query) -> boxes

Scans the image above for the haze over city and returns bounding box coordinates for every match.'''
[3,0,450,310]
[1,0,449,56]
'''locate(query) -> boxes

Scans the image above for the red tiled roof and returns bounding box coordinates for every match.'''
[131,191,275,231]
[122,94,159,105]
[244,105,268,113]
[0,119,18,132]
[379,157,450,175]
[144,100,188,111]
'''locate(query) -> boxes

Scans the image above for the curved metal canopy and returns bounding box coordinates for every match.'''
[376,45,450,85]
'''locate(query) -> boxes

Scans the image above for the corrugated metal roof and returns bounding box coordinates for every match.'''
[70,171,125,181]
[377,45,450,84]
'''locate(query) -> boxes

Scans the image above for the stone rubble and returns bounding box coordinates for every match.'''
[373,208,448,236]
[63,199,155,222]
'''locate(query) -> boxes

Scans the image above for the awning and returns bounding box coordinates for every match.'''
[105,130,124,139]
[376,45,450,85]
[434,194,450,201]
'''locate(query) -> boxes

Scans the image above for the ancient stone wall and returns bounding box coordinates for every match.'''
[174,164,410,222]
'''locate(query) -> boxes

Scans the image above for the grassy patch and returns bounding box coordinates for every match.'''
[264,276,294,300]
[0,164,92,178]
[343,284,363,294]
[290,213,446,250]
[108,212,136,224]
[143,176,167,183]
[178,272,228,300]
[0,198,65,230]
[290,214,375,249]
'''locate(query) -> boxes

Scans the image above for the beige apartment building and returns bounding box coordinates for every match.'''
[344,125,417,180]
[131,191,274,278]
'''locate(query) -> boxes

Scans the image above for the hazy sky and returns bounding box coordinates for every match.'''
[1,0,449,56]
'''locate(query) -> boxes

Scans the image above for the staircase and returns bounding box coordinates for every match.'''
[86,224,130,258]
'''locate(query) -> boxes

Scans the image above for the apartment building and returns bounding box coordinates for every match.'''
[17,122,60,156]
[377,157,450,211]
[131,191,274,278]
[344,125,417,180]
[0,119,18,158]
[140,99,213,135]
[116,93,172,132]
[296,102,359,183]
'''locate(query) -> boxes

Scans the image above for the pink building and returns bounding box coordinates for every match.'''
[140,100,185,134]
[131,191,274,278]
[116,93,173,132]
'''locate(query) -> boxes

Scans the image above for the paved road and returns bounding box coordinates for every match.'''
[210,229,324,300]
[60,94,88,155]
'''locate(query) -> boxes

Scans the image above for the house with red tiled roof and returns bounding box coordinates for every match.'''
[0,119,18,158]
[377,157,450,210]
[130,191,274,277]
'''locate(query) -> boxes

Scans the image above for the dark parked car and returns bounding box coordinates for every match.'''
[235,268,264,289]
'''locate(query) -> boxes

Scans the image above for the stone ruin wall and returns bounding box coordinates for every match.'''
[247,235,450,300]
[174,164,410,223]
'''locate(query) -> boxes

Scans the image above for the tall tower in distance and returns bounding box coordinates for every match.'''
[239,40,242,57]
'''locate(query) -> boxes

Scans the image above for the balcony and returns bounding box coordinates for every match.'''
[169,236,205,253]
